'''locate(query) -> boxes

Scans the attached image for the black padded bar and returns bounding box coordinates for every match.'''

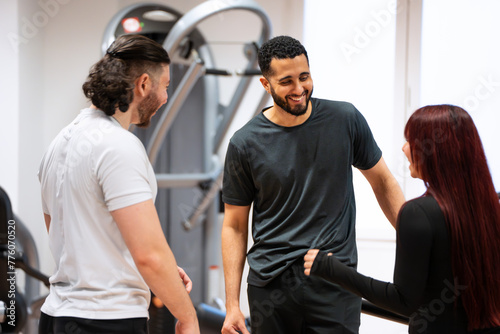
[205,69,261,76]
[205,69,232,76]
[194,300,409,333]
[361,299,409,325]
[14,253,50,287]
[235,69,261,76]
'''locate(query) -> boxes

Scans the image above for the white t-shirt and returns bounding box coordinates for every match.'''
[38,108,157,319]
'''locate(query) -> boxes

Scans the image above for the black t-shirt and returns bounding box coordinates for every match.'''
[223,98,382,287]
[311,196,500,334]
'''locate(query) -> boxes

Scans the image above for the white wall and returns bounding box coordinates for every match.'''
[5,0,126,288]
[0,1,20,212]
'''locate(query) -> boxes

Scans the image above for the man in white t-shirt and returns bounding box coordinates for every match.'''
[38,35,200,334]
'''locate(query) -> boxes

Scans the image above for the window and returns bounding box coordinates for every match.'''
[304,0,399,237]
[303,1,499,332]
[420,0,500,192]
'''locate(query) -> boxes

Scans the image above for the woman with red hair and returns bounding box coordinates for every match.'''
[305,105,500,333]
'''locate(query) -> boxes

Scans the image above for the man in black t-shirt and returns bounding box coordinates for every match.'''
[220,35,405,334]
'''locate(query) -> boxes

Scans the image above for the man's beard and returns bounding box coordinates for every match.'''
[270,85,313,117]
[136,91,162,128]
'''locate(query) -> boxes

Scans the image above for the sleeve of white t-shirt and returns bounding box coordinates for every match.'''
[96,131,154,212]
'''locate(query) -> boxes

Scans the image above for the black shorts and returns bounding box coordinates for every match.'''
[247,259,361,334]
[38,312,149,334]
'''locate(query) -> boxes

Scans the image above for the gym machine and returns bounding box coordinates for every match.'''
[101,1,272,332]
[0,186,49,334]
[100,1,410,332]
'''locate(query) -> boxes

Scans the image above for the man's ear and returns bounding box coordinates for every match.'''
[135,73,151,97]
[260,76,271,94]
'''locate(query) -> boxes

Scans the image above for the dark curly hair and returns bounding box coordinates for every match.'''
[257,35,309,78]
[82,34,170,116]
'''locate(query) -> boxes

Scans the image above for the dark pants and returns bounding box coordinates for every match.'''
[247,260,361,334]
[39,312,149,334]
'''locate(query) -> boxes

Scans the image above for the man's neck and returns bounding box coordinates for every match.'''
[111,112,132,129]
[263,101,312,127]
[90,104,133,130]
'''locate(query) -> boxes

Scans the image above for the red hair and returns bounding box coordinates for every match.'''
[405,105,500,330]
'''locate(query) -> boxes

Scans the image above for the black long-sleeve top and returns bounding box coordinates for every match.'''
[311,196,500,334]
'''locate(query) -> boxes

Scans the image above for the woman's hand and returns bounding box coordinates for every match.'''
[304,249,333,276]
[304,249,320,276]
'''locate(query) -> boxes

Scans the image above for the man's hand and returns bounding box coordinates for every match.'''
[221,204,251,334]
[177,266,192,294]
[221,308,250,334]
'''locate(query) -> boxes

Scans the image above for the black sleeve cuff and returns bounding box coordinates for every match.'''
[310,251,334,279]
